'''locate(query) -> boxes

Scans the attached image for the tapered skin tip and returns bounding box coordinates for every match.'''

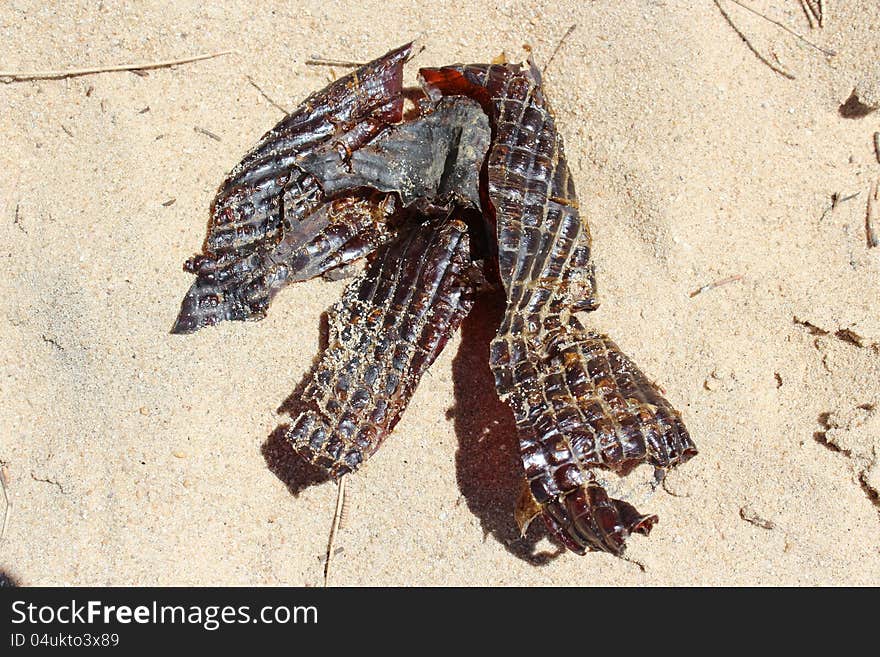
[170,314,197,335]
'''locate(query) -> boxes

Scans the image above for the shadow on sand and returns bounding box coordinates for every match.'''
[261,295,561,563]
[448,294,562,565]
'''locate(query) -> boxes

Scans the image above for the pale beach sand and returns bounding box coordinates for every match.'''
[1,1,878,585]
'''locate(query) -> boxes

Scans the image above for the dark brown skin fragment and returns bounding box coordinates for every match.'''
[286,216,476,476]
[508,321,696,554]
[210,42,412,257]
[173,43,414,334]
[295,97,490,210]
[173,189,401,333]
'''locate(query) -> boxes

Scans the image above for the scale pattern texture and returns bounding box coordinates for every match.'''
[174,45,696,556]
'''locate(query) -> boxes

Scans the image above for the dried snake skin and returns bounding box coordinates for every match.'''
[173,44,696,557]
[420,61,697,554]
[286,216,476,476]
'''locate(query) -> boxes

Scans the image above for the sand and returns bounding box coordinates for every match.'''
[1,0,878,586]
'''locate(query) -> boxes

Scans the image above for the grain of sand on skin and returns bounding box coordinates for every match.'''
[1,0,879,585]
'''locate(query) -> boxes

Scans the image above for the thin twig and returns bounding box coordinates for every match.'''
[867,179,879,249]
[338,483,351,530]
[305,57,366,68]
[725,0,835,56]
[542,24,577,75]
[41,334,64,351]
[798,0,816,29]
[740,506,776,530]
[623,555,647,573]
[30,472,66,495]
[689,274,744,298]
[873,132,880,165]
[194,126,222,142]
[816,0,825,27]
[713,0,795,79]
[306,38,424,70]
[819,191,861,222]
[0,50,237,82]
[323,475,347,586]
[1,466,10,542]
[246,76,289,115]
[801,0,824,28]
[12,203,26,235]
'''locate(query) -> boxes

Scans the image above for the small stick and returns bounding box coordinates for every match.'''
[194,126,222,142]
[809,0,824,27]
[713,1,795,80]
[622,555,647,573]
[306,37,429,74]
[30,472,66,494]
[1,465,10,542]
[798,0,816,29]
[835,191,861,206]
[820,191,861,222]
[0,50,236,82]
[246,76,289,115]
[13,203,26,235]
[725,0,835,56]
[873,132,880,165]
[740,506,776,530]
[542,24,577,75]
[306,40,426,69]
[305,57,366,68]
[338,483,352,531]
[689,274,744,298]
[867,179,879,249]
[323,475,347,586]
